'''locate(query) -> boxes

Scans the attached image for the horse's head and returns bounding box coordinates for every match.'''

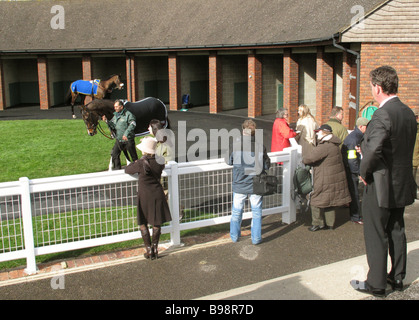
[80,106,99,136]
[113,74,124,90]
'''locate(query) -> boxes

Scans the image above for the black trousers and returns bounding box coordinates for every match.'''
[111,139,138,170]
[345,169,361,221]
[362,181,407,290]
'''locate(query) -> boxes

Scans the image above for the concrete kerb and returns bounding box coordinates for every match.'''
[2,233,419,300]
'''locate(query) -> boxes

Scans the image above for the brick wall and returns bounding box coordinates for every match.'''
[0,59,5,110]
[168,52,181,110]
[82,54,93,105]
[283,49,299,124]
[360,43,419,113]
[126,55,137,101]
[37,56,50,110]
[342,51,357,128]
[209,52,222,113]
[248,54,262,118]
[315,47,334,125]
[82,55,92,80]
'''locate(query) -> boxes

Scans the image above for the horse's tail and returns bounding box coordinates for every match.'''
[64,87,72,105]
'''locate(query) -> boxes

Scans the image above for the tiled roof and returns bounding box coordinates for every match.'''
[0,0,387,53]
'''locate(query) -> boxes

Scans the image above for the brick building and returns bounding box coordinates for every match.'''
[0,0,418,127]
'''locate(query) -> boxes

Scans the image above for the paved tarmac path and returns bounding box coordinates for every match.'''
[1,104,418,304]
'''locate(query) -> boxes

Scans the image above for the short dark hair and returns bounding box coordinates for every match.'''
[149,119,167,143]
[114,99,124,107]
[149,119,162,136]
[330,106,343,118]
[370,66,398,95]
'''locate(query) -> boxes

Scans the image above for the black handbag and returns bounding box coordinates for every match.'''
[253,171,278,196]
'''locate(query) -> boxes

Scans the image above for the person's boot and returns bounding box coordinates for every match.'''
[140,228,154,259]
[151,226,161,259]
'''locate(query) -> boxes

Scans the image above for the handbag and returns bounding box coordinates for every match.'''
[253,171,278,196]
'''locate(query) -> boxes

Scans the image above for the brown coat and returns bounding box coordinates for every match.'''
[303,134,351,208]
[125,155,172,226]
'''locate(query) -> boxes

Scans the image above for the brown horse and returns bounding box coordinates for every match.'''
[80,98,169,137]
[65,74,124,118]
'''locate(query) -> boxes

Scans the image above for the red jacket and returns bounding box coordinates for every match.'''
[271,118,297,152]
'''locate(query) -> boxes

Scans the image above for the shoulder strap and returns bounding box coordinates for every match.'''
[142,156,161,182]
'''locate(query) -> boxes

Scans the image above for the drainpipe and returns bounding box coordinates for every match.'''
[332,35,360,126]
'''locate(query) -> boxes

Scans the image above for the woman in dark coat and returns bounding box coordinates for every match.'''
[125,137,172,259]
[303,124,351,231]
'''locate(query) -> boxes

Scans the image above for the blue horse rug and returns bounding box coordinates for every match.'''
[71,79,100,95]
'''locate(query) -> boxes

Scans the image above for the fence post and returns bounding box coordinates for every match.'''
[167,161,181,246]
[19,177,38,275]
[282,147,298,224]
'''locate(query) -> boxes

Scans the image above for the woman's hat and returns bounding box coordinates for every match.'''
[136,137,157,154]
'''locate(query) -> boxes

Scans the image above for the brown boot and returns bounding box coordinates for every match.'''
[151,226,161,259]
[140,228,154,259]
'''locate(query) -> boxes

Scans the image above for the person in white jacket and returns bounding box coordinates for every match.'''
[296,104,319,158]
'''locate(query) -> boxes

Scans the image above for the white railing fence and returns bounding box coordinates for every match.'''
[0,147,301,275]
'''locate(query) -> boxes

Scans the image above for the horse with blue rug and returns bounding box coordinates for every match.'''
[65,74,124,119]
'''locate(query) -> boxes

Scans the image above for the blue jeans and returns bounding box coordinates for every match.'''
[230,193,263,244]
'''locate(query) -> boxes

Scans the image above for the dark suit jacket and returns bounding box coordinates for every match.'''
[360,97,417,208]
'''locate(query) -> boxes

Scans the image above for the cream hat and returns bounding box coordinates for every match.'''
[136,137,157,154]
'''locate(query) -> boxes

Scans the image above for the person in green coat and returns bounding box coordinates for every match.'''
[326,106,348,149]
[102,100,138,169]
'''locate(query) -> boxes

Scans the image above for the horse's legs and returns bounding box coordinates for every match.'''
[71,93,78,119]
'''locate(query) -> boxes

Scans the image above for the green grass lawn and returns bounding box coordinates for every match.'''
[0,119,128,182]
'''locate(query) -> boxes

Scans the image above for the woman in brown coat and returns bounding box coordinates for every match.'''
[303,124,351,231]
[125,137,172,259]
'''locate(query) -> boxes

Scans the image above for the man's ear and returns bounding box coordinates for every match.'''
[373,83,382,96]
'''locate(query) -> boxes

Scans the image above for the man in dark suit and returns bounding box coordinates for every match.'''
[351,66,417,297]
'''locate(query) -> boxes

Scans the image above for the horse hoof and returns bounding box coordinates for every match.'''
[72,115,77,119]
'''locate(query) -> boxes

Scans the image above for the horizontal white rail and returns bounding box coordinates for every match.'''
[0,148,300,274]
